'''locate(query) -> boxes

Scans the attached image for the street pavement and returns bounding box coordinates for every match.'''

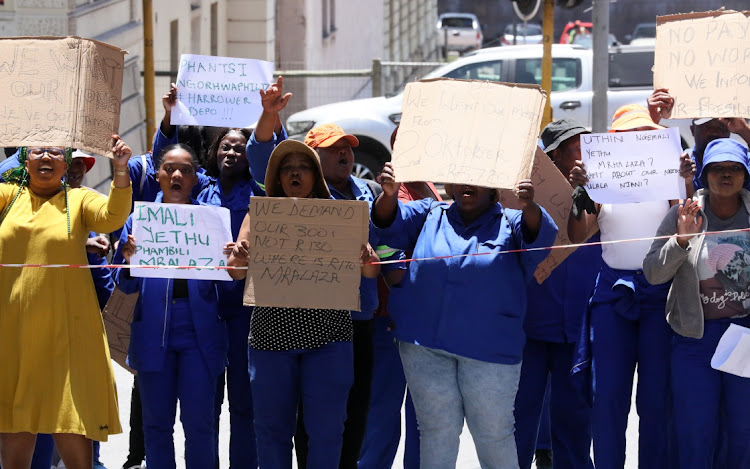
[99,362,640,469]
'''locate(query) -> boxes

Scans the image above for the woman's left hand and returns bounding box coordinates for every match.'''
[260,76,293,114]
[86,234,110,258]
[112,134,132,170]
[679,151,695,180]
[515,178,536,210]
[223,242,236,257]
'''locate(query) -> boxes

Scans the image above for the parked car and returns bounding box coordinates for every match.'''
[286,44,694,179]
[625,22,656,44]
[436,13,483,56]
[501,23,543,46]
[571,33,619,48]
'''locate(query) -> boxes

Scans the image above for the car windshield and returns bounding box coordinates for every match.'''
[441,17,474,29]
[634,24,656,39]
[505,24,542,35]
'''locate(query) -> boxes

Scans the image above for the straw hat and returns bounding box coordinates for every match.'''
[264,140,331,199]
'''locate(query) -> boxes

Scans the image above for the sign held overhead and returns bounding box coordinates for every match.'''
[171,54,273,128]
[654,9,750,119]
[391,78,546,189]
[0,36,126,157]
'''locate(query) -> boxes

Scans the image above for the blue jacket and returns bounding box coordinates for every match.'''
[330,176,381,320]
[197,179,264,317]
[87,231,115,311]
[113,197,228,376]
[0,149,20,181]
[524,234,602,343]
[376,199,558,364]
[246,126,288,185]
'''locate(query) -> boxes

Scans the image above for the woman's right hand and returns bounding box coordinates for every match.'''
[676,199,703,248]
[377,162,401,197]
[121,234,137,263]
[163,83,178,113]
[568,160,588,188]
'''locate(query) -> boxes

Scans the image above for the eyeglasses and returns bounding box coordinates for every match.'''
[707,164,745,174]
[28,148,66,160]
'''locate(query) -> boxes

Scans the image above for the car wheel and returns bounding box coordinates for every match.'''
[352,151,382,180]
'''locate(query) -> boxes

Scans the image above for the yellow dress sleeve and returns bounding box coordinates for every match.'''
[82,182,133,233]
[0,184,20,215]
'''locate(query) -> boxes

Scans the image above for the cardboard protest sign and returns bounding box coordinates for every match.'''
[391,78,546,189]
[0,36,126,157]
[498,147,599,283]
[172,54,273,127]
[102,287,138,374]
[130,202,233,281]
[243,198,369,311]
[654,9,750,119]
[581,127,685,204]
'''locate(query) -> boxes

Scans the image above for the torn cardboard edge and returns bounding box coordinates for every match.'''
[656,8,750,25]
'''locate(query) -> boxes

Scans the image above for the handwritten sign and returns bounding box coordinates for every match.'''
[499,147,598,283]
[130,202,233,280]
[243,198,369,310]
[654,9,750,119]
[102,287,138,374]
[0,36,126,156]
[581,127,685,204]
[391,78,546,189]
[171,54,273,127]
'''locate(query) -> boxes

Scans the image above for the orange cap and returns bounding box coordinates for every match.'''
[609,104,664,132]
[304,123,359,149]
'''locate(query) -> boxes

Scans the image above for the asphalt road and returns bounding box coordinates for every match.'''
[98,362,640,469]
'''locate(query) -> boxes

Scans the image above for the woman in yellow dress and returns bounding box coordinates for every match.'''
[0,137,133,469]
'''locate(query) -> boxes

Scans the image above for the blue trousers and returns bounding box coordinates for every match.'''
[671,317,750,468]
[590,267,672,469]
[514,339,593,469]
[536,385,551,451]
[214,310,256,469]
[249,341,353,469]
[138,300,218,469]
[358,316,419,469]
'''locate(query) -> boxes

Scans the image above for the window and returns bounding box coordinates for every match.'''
[514,58,581,91]
[322,0,335,38]
[170,20,178,81]
[441,17,473,29]
[444,61,503,82]
[210,2,218,56]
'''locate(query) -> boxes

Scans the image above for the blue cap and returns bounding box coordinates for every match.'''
[699,138,750,189]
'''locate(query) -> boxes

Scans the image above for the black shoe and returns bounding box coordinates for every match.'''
[534,448,553,469]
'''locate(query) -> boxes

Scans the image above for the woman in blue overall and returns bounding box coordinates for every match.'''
[644,138,750,468]
[568,104,694,469]
[197,127,264,468]
[372,162,557,468]
[227,139,380,469]
[113,143,228,469]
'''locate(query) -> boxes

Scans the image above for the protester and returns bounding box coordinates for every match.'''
[0,138,133,469]
[291,124,384,469]
[514,118,600,469]
[568,104,694,469]
[644,138,750,468]
[198,126,265,469]
[647,89,750,192]
[372,161,557,468]
[227,139,380,469]
[198,76,290,469]
[358,126,435,469]
[112,143,228,469]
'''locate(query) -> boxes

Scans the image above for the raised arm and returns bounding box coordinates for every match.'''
[372,162,401,228]
[84,135,133,233]
[567,159,599,243]
[254,76,292,143]
[647,88,674,124]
